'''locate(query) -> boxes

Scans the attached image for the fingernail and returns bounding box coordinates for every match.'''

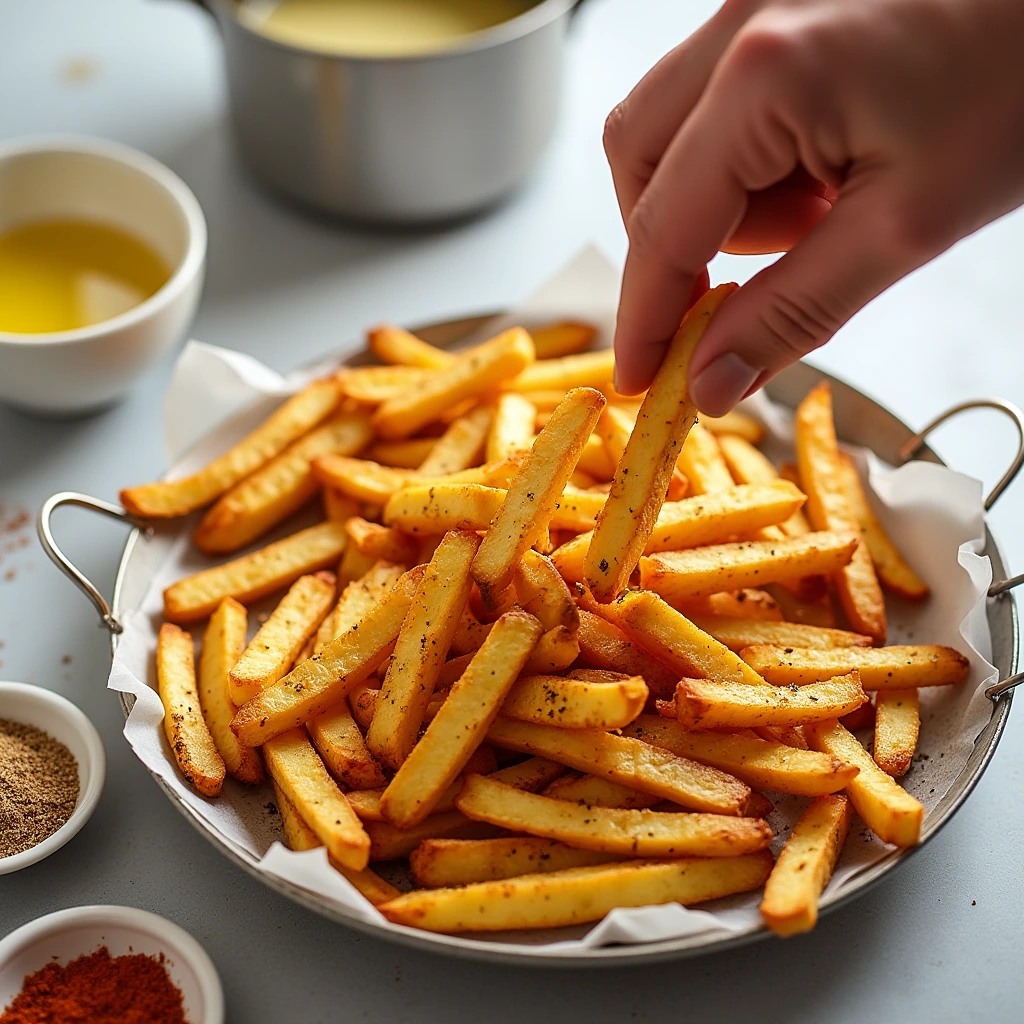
[689,353,761,416]
[612,366,621,393]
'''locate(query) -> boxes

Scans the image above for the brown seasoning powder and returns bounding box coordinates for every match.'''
[0,718,80,858]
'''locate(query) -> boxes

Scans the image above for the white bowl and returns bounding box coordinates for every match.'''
[0,681,106,874]
[0,906,224,1024]
[0,136,207,415]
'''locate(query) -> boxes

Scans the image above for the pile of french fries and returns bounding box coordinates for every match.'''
[125,292,970,939]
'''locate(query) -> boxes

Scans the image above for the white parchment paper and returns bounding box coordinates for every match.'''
[109,247,998,952]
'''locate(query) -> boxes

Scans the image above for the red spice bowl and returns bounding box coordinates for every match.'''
[0,906,224,1023]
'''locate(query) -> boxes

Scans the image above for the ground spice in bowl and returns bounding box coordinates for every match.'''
[0,719,79,859]
[0,946,188,1024]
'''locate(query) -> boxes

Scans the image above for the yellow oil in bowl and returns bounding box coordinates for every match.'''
[0,219,171,335]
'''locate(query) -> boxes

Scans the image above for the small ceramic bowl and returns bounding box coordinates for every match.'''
[0,906,224,1024]
[0,681,106,875]
[0,136,207,416]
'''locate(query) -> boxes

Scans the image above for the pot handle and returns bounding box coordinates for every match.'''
[37,492,151,636]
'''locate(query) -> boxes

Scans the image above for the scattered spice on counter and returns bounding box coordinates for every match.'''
[0,947,188,1024]
[0,719,79,859]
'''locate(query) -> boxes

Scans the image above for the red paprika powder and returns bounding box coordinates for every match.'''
[0,946,188,1024]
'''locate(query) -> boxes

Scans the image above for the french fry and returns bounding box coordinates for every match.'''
[805,719,923,846]
[639,532,858,602]
[410,837,613,888]
[621,715,859,796]
[585,284,738,601]
[542,773,660,809]
[348,684,379,731]
[487,393,537,462]
[739,644,970,689]
[193,412,373,553]
[577,433,616,480]
[344,517,419,564]
[380,852,774,933]
[488,756,566,792]
[228,571,336,705]
[472,387,606,603]
[677,421,734,494]
[796,383,886,643]
[596,403,636,463]
[263,728,370,869]
[315,455,417,505]
[366,811,499,862]
[550,530,591,585]
[157,623,226,797]
[529,320,598,360]
[367,531,480,769]
[348,775,467,822]
[335,543,378,587]
[337,364,431,403]
[320,560,405,653]
[374,328,534,439]
[121,378,341,518]
[521,625,580,675]
[873,689,920,777]
[308,702,386,789]
[502,673,647,730]
[701,410,765,445]
[457,775,772,857]
[368,437,438,469]
[163,521,348,623]
[676,589,784,622]
[231,567,423,746]
[379,610,543,828]
[198,598,262,784]
[675,672,867,729]
[549,489,607,532]
[322,487,362,524]
[384,482,504,534]
[837,453,929,600]
[688,616,872,653]
[760,794,852,937]
[487,716,751,815]
[508,349,614,392]
[417,405,493,477]
[717,432,779,486]
[449,609,493,656]
[368,324,454,370]
[765,584,837,627]
[513,549,579,632]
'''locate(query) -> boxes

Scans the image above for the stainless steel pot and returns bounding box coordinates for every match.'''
[193,0,580,222]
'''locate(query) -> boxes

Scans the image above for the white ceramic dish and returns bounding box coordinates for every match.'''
[0,681,106,875]
[0,906,224,1023]
[0,136,207,416]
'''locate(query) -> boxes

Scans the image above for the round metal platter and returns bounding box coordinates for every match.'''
[106,312,1018,966]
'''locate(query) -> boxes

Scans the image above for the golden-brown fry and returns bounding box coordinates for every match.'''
[689,616,872,653]
[487,716,750,815]
[739,644,970,689]
[366,811,498,862]
[488,756,566,792]
[383,482,504,534]
[380,852,774,933]
[164,521,347,624]
[513,549,579,632]
[367,531,480,769]
[449,609,493,656]
[337,364,431,402]
[805,719,923,846]
[521,625,580,675]
[322,487,363,524]
[198,598,262,784]
[542,773,660,809]
[308,702,386,789]
[417,405,493,477]
[272,778,321,852]
[529,320,598,360]
[596,403,636,464]
[344,516,419,564]
[675,672,867,730]
[717,432,779,486]
[621,715,859,796]
[457,775,772,856]
[764,584,837,627]
[760,794,852,937]
[348,684,379,732]
[577,432,616,480]
[873,689,920,777]
[549,530,591,585]
[315,455,417,505]
[368,437,438,469]
[231,567,422,746]
[677,589,784,622]
[585,285,737,601]
[379,610,543,828]
[122,378,340,518]
[796,383,886,643]
[501,674,648,730]
[508,349,614,392]
[701,410,765,445]
[677,421,734,494]
[368,324,454,369]
[158,623,226,797]
[487,393,537,462]
[228,571,336,705]
[639,532,858,602]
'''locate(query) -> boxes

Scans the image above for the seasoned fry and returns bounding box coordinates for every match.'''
[164,521,348,623]
[529,320,598,360]
[489,756,566,792]
[677,589,784,622]
[367,531,480,769]
[502,673,647,730]
[873,689,920,777]
[621,715,858,796]
[596,403,636,463]
[374,328,534,439]
[320,560,405,653]
[575,609,679,701]
[764,584,837,627]
[122,378,341,518]
[337,364,431,403]
[796,383,886,643]
[472,388,606,603]
[689,617,872,653]
[417,405,493,477]
[513,549,579,632]
[521,625,580,675]
[717,432,779,486]
[380,853,774,932]
[198,598,262,784]
[639,532,858,601]
[366,811,498,862]
[760,794,852,937]
[487,393,537,462]
[228,571,336,704]
[677,421,734,494]
[549,530,591,585]
[368,324,454,370]
[158,623,226,797]
[231,567,423,746]
[263,728,370,869]
[369,437,438,469]
[344,517,419,564]
[701,410,765,445]
[457,775,772,857]
[805,719,923,846]
[487,716,751,815]
[585,284,737,601]
[577,432,616,480]
[739,645,970,689]
[508,349,614,392]
[308,702,386,789]
[384,482,504,534]
[675,672,867,729]
[542,773,660,809]
[837,453,929,600]
[315,455,417,505]
[449,610,493,656]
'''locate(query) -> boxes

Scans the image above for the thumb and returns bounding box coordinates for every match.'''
[688,184,926,416]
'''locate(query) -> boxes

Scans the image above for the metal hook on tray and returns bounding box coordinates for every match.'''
[37,492,151,636]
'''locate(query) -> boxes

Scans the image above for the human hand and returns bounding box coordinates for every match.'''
[604,0,1024,412]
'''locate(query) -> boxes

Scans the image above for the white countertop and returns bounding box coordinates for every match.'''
[1,1,1020,1021]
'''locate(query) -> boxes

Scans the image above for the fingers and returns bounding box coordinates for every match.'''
[723,178,833,255]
